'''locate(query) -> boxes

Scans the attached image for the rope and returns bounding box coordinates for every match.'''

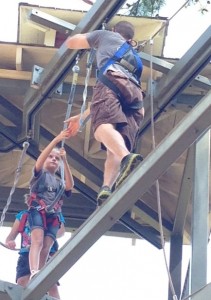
[0,141,30,228]
[149,37,178,300]
[79,48,96,131]
[46,55,80,212]
[0,241,20,251]
[136,0,190,50]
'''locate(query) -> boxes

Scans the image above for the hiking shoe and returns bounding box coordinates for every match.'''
[97,186,112,206]
[115,153,143,189]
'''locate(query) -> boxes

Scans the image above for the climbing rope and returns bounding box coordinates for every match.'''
[79,48,96,131]
[0,140,29,251]
[47,49,96,212]
[148,38,178,300]
[0,141,30,227]
[46,55,81,213]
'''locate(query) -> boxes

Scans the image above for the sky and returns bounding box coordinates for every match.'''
[0,1,210,300]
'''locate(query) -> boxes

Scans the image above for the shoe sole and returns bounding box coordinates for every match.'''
[115,155,143,189]
[97,192,112,206]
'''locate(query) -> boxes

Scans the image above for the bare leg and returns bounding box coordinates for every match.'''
[17,275,30,287]
[103,149,121,188]
[95,123,143,202]
[29,228,44,272]
[94,124,130,205]
[49,283,60,299]
[94,123,130,161]
[39,236,54,269]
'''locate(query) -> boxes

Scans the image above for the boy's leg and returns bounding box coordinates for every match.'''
[94,123,143,202]
[97,150,120,206]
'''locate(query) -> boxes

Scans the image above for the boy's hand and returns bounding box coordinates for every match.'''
[64,115,80,137]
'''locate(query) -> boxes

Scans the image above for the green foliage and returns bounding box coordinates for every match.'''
[189,0,210,14]
[126,0,166,17]
[125,0,210,17]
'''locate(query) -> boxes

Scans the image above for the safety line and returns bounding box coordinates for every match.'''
[46,55,81,213]
[0,141,29,251]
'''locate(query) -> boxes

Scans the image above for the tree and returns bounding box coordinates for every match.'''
[125,0,210,17]
[126,0,166,17]
[189,0,210,14]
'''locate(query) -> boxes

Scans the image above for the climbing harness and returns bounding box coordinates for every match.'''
[0,140,30,251]
[97,41,144,110]
[27,169,65,216]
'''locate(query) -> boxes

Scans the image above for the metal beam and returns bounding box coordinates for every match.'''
[168,235,183,300]
[192,283,211,300]
[22,91,211,300]
[140,52,211,91]
[172,145,195,236]
[28,9,76,35]
[137,25,211,141]
[190,130,210,294]
[168,147,195,298]
[0,96,166,247]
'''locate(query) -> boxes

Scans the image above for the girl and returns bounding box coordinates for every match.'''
[27,129,74,279]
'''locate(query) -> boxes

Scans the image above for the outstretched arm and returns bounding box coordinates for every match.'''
[64,107,91,137]
[65,33,90,49]
[35,129,70,173]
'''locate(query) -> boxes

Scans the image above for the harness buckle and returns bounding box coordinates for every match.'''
[36,205,45,211]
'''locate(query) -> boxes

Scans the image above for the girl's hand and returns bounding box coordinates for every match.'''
[55,129,70,143]
[59,147,67,161]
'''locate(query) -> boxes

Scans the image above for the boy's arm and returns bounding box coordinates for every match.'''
[5,219,20,249]
[64,107,91,137]
[65,33,90,49]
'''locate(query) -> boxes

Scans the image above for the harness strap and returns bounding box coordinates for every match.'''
[98,42,143,110]
[98,72,143,110]
[18,212,29,233]
[100,41,142,81]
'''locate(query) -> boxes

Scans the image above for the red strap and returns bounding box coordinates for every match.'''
[18,213,28,233]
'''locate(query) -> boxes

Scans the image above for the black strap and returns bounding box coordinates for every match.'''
[97,72,143,110]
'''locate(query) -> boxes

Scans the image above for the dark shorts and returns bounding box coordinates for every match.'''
[16,252,30,282]
[16,252,60,286]
[91,70,144,151]
[28,208,60,241]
